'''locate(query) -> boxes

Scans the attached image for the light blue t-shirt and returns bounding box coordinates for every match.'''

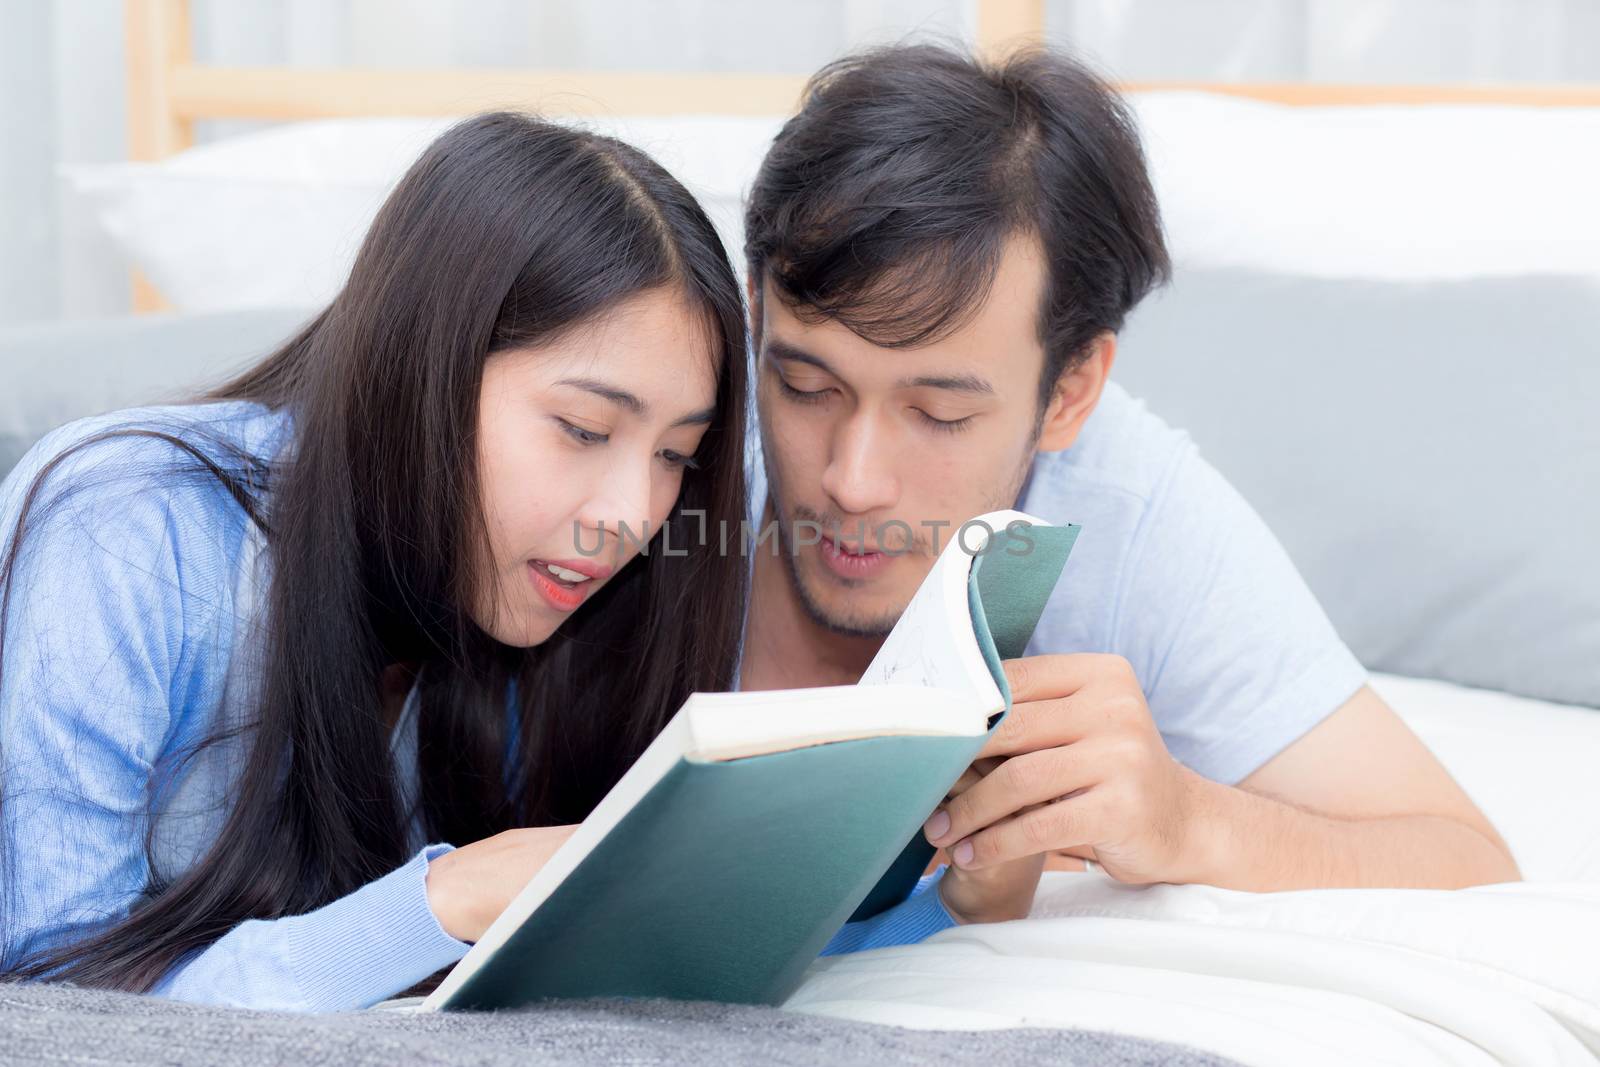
[0,401,952,1012]
[746,380,1367,785]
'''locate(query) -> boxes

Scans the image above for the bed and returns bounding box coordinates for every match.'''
[4,1,1598,1064]
[2,673,1594,1066]
[789,673,1600,1066]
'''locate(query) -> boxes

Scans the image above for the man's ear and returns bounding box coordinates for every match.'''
[1036,332,1117,453]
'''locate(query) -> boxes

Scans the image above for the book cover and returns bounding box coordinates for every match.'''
[423,511,1079,1010]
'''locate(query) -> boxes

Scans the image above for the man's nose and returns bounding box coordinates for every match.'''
[819,411,900,517]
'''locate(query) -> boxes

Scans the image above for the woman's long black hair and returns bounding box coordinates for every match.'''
[0,112,749,991]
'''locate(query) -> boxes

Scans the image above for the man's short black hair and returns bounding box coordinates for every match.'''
[745,43,1171,407]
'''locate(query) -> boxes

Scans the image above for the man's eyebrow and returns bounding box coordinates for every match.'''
[768,340,994,397]
[896,373,996,397]
[556,377,645,415]
[764,340,838,377]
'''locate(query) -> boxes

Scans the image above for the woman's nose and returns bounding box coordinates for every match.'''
[576,453,656,547]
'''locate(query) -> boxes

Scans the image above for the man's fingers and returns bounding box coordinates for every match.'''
[945,756,1002,800]
[981,693,1095,758]
[926,747,1098,847]
[1002,653,1133,704]
[984,655,1146,760]
[950,794,1102,871]
[946,767,983,798]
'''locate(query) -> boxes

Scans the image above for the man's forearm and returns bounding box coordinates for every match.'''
[1179,775,1521,892]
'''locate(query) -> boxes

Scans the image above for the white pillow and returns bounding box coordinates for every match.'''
[62,115,783,312]
[1131,92,1600,281]
[62,96,1600,313]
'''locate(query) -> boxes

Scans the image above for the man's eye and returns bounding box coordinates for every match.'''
[915,409,976,434]
[557,418,609,445]
[776,377,831,404]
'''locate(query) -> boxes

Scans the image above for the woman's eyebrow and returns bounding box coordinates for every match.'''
[559,376,713,427]
[672,407,716,428]
[557,377,645,414]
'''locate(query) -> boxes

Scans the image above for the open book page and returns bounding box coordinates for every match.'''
[842,511,1067,924]
[857,510,1043,711]
[686,685,985,761]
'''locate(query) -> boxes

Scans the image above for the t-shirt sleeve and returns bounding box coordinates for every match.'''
[1111,446,1368,785]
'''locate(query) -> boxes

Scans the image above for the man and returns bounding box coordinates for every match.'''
[737,44,1518,931]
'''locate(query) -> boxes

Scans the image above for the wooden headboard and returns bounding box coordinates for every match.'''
[124,0,1600,311]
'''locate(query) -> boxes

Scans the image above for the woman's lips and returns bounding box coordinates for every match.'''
[818,534,892,580]
[527,558,612,612]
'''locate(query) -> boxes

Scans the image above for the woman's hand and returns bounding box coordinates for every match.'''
[425,825,579,942]
[931,759,1046,924]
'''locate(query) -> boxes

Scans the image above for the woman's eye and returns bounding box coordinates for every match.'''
[557,418,609,446]
[915,409,976,434]
[660,449,702,471]
[776,376,831,404]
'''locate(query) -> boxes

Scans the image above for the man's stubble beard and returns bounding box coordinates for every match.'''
[775,510,900,639]
[765,447,1036,640]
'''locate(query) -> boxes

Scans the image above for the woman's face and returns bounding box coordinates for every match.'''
[472,286,720,647]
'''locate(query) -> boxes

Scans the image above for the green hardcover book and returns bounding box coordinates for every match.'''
[419,509,1079,1011]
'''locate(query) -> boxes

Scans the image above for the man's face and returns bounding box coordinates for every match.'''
[755,236,1052,636]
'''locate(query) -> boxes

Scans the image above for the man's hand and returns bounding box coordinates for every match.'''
[934,759,1047,923]
[923,654,1520,893]
[924,654,1208,885]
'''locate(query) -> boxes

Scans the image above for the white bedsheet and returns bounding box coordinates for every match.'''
[787,674,1600,1066]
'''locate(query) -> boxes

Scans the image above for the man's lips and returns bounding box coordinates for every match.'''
[821,533,885,556]
[817,533,893,579]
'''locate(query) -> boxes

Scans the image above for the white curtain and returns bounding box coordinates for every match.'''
[191,1,973,73]
[5,0,1598,324]
[1049,0,1600,83]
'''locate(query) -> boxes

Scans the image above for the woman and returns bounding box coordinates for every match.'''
[0,113,750,1010]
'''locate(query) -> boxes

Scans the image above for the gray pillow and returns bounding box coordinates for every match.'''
[1114,268,1600,709]
[5,283,1595,709]
[0,307,311,481]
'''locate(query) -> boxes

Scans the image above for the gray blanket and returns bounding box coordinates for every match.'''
[0,982,1242,1066]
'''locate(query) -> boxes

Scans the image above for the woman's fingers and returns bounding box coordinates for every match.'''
[937,849,1046,924]
[425,825,579,942]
